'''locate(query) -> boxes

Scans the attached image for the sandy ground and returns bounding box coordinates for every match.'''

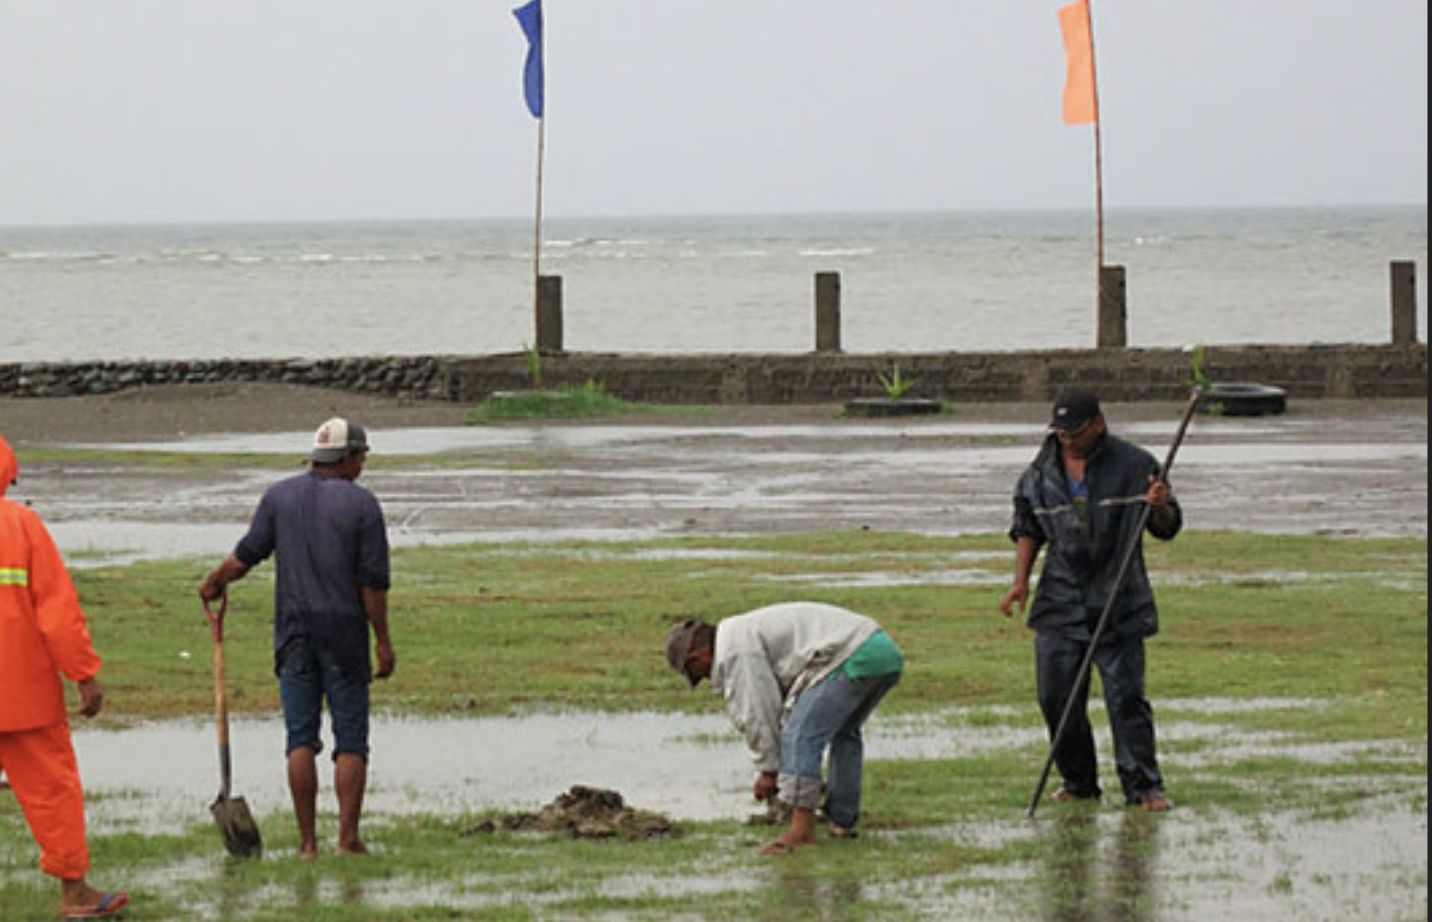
[0,382,476,443]
[1,380,1423,441]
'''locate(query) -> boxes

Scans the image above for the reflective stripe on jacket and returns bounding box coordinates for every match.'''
[1009,432,1181,639]
[0,436,102,732]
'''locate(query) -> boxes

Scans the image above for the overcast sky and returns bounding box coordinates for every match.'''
[0,1,1426,225]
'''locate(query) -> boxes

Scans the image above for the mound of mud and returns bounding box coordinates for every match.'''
[471,785,680,840]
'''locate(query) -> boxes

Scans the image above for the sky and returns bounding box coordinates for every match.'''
[0,1,1426,225]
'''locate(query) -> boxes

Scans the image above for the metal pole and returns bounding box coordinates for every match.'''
[1026,388,1202,818]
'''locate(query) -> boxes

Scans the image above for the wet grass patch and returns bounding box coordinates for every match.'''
[65,531,1426,728]
[2,739,1424,920]
[465,381,709,424]
[1,530,1420,919]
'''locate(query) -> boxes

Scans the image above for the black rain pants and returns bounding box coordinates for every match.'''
[1034,630,1163,803]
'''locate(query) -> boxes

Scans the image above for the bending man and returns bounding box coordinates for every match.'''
[666,601,902,854]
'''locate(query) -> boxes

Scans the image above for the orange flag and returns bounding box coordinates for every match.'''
[1059,0,1098,125]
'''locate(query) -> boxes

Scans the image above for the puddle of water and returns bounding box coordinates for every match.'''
[1154,798,1428,921]
[760,568,1005,588]
[20,410,1428,567]
[72,421,1054,457]
[51,518,674,568]
[1153,569,1416,588]
[78,414,1394,460]
[69,699,1423,839]
[73,711,753,833]
[870,796,1427,921]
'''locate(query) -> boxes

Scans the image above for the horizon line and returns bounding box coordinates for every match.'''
[0,200,1426,232]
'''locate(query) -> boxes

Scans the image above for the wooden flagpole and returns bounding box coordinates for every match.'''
[1085,0,1105,273]
[532,112,546,338]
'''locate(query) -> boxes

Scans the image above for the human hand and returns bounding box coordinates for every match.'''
[76,678,103,718]
[198,575,224,602]
[375,640,396,679]
[999,583,1028,618]
[753,771,778,802]
[1145,474,1171,507]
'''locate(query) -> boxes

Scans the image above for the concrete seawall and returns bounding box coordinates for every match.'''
[0,344,1424,404]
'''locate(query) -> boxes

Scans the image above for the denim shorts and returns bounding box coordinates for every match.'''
[278,637,370,760]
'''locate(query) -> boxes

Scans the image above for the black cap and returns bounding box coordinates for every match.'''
[665,618,709,688]
[1049,388,1100,432]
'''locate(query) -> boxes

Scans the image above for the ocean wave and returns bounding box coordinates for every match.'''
[546,236,650,250]
[799,247,875,257]
[3,250,113,261]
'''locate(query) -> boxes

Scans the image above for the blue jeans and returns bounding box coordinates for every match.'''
[778,669,900,829]
[278,637,371,760]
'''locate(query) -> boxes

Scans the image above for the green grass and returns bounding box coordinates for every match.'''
[466,381,672,423]
[1,530,1424,920]
[77,532,1426,734]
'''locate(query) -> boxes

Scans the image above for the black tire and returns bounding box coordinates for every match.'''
[843,397,943,418]
[1198,382,1287,416]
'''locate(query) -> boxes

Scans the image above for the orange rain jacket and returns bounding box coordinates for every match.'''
[0,435,101,732]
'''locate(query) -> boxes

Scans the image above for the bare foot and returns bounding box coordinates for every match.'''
[1139,791,1173,813]
[298,842,319,861]
[759,833,815,856]
[337,839,369,856]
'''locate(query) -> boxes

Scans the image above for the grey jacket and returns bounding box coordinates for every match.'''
[1009,432,1181,639]
[710,602,880,772]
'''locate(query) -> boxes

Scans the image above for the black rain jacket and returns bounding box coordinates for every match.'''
[1008,431,1181,639]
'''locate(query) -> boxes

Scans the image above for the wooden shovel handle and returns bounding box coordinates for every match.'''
[206,596,233,799]
[203,594,228,644]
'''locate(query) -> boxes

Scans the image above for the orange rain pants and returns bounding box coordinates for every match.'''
[0,434,100,882]
[0,723,89,880]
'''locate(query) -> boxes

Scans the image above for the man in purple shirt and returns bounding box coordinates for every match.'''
[199,417,395,859]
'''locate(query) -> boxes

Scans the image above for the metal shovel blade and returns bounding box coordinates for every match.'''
[211,793,263,859]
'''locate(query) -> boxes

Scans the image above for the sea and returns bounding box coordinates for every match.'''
[0,206,1425,363]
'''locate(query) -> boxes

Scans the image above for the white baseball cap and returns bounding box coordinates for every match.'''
[310,417,370,462]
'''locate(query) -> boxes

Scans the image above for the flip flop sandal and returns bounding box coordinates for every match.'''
[63,890,129,919]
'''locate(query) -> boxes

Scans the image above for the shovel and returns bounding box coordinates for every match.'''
[205,595,263,858]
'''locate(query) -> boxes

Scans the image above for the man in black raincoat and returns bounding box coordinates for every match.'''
[999,388,1180,811]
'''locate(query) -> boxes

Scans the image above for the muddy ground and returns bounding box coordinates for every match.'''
[0,384,1423,565]
[477,785,678,840]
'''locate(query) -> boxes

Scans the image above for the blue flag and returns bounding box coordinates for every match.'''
[513,0,544,119]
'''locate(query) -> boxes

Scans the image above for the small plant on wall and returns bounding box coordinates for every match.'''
[844,364,943,417]
[523,342,544,391]
[876,363,917,400]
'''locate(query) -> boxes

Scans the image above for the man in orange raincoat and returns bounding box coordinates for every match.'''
[0,435,129,919]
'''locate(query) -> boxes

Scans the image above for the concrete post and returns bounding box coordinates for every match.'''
[536,274,563,353]
[1390,260,1418,345]
[815,271,842,353]
[1098,264,1127,349]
